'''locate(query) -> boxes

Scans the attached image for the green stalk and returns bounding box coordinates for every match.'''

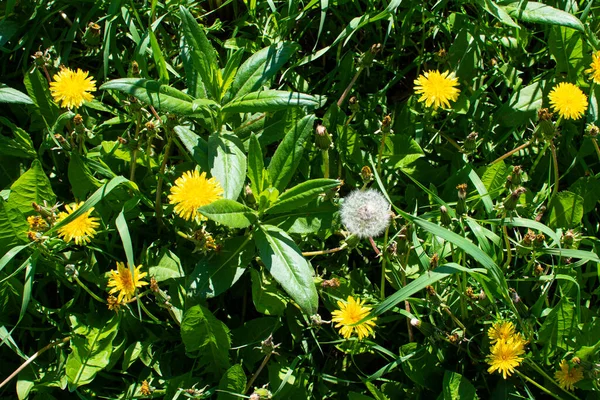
[74,276,105,303]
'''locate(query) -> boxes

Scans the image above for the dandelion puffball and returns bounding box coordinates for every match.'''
[340,189,391,238]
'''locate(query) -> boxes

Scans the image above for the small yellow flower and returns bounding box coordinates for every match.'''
[585,51,600,83]
[413,70,461,109]
[331,296,377,340]
[107,262,149,303]
[168,170,223,221]
[486,335,527,379]
[488,321,516,344]
[57,202,100,245]
[27,215,48,231]
[548,82,588,120]
[555,359,583,391]
[49,67,96,109]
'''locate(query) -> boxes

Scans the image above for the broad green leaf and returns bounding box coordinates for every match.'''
[173,125,209,172]
[383,134,425,170]
[442,370,477,400]
[477,161,508,200]
[0,200,27,254]
[198,199,257,228]
[248,133,265,195]
[496,81,544,127]
[149,30,169,84]
[66,315,120,389]
[68,153,102,200]
[478,0,520,29]
[548,27,585,83]
[226,42,299,102]
[569,176,600,213]
[148,249,184,282]
[222,90,318,114]
[221,48,244,101]
[187,236,254,299]
[231,317,279,367]
[0,83,33,104]
[503,2,584,32]
[265,179,341,215]
[0,117,36,159]
[100,78,217,116]
[538,298,576,360]
[547,191,584,229]
[23,69,58,127]
[399,343,441,391]
[217,364,247,400]
[254,225,318,315]
[179,6,222,100]
[468,168,493,215]
[251,268,288,316]
[9,159,56,215]
[180,304,231,374]
[267,114,316,192]
[208,134,246,200]
[265,200,337,234]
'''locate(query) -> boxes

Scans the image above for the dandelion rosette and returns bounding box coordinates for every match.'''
[168,170,224,221]
[57,202,100,245]
[340,189,391,238]
[49,67,97,109]
[107,262,149,303]
[331,296,377,340]
[413,70,461,109]
[548,82,588,120]
[554,359,583,391]
[586,50,600,84]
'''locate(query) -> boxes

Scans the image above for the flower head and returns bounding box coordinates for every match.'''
[331,296,377,340]
[413,70,461,109]
[57,202,100,245]
[486,335,527,379]
[107,262,149,303]
[585,51,600,83]
[49,67,96,109]
[555,359,583,391]
[27,215,48,232]
[488,321,516,344]
[548,82,588,120]
[340,189,391,238]
[168,170,223,221]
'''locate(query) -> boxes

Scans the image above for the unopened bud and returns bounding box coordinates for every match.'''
[73,114,83,125]
[130,61,140,77]
[586,123,599,137]
[430,253,439,269]
[315,124,332,150]
[83,22,102,47]
[425,285,436,296]
[245,185,256,204]
[360,166,373,183]
[463,132,478,153]
[534,233,545,247]
[456,184,467,215]
[145,121,156,131]
[65,264,78,278]
[511,166,523,187]
[562,230,576,248]
[321,278,340,289]
[503,187,526,211]
[440,205,452,226]
[349,96,359,113]
[381,115,392,134]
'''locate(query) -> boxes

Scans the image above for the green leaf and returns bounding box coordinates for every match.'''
[179,6,222,100]
[221,49,244,100]
[383,135,425,170]
[148,249,184,282]
[399,343,441,391]
[477,0,520,29]
[267,114,316,192]
[0,83,33,104]
[496,81,544,127]
[0,199,27,255]
[173,125,209,172]
[100,78,217,116]
[265,201,337,234]
[23,69,59,127]
[538,298,576,361]
[66,315,120,389]
[0,117,36,159]
[225,42,299,102]
[251,268,288,316]
[547,191,584,229]
[548,27,585,84]
[208,133,247,200]
[68,153,102,200]
[217,364,247,400]
[442,370,477,400]
[222,90,318,114]
[254,225,318,315]
[8,159,56,215]
[265,179,340,215]
[187,236,254,299]
[149,30,169,84]
[569,176,600,213]
[248,133,265,195]
[503,2,584,32]
[478,161,508,200]
[198,199,257,228]
[180,304,231,374]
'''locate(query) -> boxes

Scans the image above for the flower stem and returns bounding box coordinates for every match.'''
[592,137,600,163]
[525,359,580,400]
[337,65,365,108]
[380,226,390,299]
[302,243,347,257]
[245,352,272,394]
[74,276,105,303]
[155,131,174,228]
[550,142,560,197]
[322,149,330,179]
[376,130,389,175]
[490,140,532,165]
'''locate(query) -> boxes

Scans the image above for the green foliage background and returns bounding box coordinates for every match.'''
[1,0,600,399]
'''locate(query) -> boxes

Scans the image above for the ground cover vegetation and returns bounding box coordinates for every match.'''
[1,0,600,398]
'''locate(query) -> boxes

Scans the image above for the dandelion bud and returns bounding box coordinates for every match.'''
[425,285,436,296]
[562,230,576,248]
[259,334,280,356]
[435,48,447,61]
[439,205,452,226]
[535,206,546,222]
[448,333,460,343]
[349,96,359,113]
[510,288,521,304]
[140,380,153,395]
[430,253,439,269]
[534,264,544,276]
[412,318,434,336]
[83,22,102,47]
[478,290,487,301]
[387,241,397,256]
[314,124,332,150]
[456,184,467,215]
[381,115,392,134]
[536,108,555,140]
[511,166,523,187]
[130,61,140,77]
[463,131,478,153]
[250,394,260,400]
[244,184,256,204]
[518,229,536,256]
[586,123,599,137]
[538,108,554,121]
[150,277,159,292]
[321,278,340,289]
[360,166,373,183]
[73,114,84,125]
[145,121,156,131]
[65,264,78,278]
[32,51,46,67]
[410,318,421,328]
[534,233,545,248]
[503,187,526,211]
[117,136,128,145]
[340,189,391,238]
[572,356,581,364]
[465,286,475,299]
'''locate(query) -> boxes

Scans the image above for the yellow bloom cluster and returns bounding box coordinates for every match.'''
[486,321,527,379]
[331,296,377,340]
[555,359,583,391]
[413,70,461,109]
[50,67,96,109]
[168,170,223,222]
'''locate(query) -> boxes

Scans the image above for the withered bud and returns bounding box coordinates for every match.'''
[535,206,546,222]
[32,202,42,212]
[54,134,67,144]
[572,357,581,364]
[511,166,523,186]
[503,187,526,211]
[131,61,140,77]
[387,241,397,256]
[538,108,553,121]
[456,184,468,200]
[259,334,280,356]
[321,278,340,289]
[534,233,545,247]
[465,286,474,298]
[107,295,122,312]
[448,333,459,343]
[314,124,332,150]
[73,114,83,125]
[534,264,544,276]
[310,314,330,326]
[586,123,599,137]
[505,176,513,190]
[244,184,256,204]
[456,184,468,215]
[436,48,447,59]
[349,96,359,113]
[440,205,452,226]
[425,285,436,296]
[463,131,478,152]
[88,22,101,36]
[370,43,382,54]
[410,318,421,328]
[250,394,260,400]
[430,253,439,269]
[523,229,536,246]
[360,165,373,182]
[145,121,156,131]
[117,136,128,145]
[381,115,392,134]
[140,380,152,396]
[510,288,521,304]
[478,290,487,301]
[562,230,576,247]
[150,277,159,292]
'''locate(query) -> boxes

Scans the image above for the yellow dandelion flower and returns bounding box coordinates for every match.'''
[168,170,223,221]
[49,67,96,109]
[57,202,100,245]
[585,51,600,84]
[331,296,377,340]
[548,82,588,120]
[486,335,527,379]
[27,215,48,231]
[107,262,149,303]
[555,359,583,391]
[413,70,461,109]
[488,321,516,344]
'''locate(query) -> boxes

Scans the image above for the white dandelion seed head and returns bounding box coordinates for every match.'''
[340,189,391,238]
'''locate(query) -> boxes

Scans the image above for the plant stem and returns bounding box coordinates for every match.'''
[592,137,600,161]
[376,130,389,175]
[302,243,347,257]
[380,226,390,299]
[491,140,532,165]
[337,65,365,108]
[74,276,106,303]
[368,237,381,256]
[514,369,566,400]
[155,132,174,227]
[501,214,512,270]
[550,142,560,197]
[322,149,330,179]
[0,337,71,390]
[130,113,142,182]
[530,142,549,175]
[245,352,272,394]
